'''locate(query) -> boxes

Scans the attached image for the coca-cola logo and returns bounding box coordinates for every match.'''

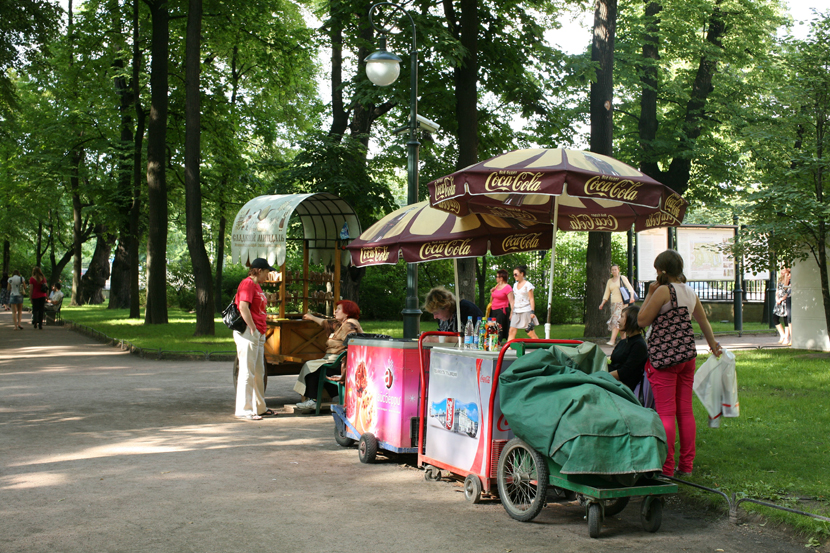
[436,199,461,214]
[664,193,683,218]
[419,239,473,260]
[644,210,678,228]
[484,171,543,193]
[359,246,390,264]
[567,214,619,231]
[502,233,542,252]
[487,205,539,223]
[583,176,642,201]
[433,177,457,201]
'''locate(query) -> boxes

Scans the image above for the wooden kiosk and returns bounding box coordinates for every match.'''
[230,193,361,383]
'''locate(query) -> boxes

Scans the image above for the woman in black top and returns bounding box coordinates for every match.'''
[609,305,648,391]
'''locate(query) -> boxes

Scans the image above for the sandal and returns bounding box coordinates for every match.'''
[260,409,277,417]
[240,414,263,420]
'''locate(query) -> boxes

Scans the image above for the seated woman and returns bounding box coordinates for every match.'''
[293,300,363,412]
[608,305,648,392]
[423,287,483,335]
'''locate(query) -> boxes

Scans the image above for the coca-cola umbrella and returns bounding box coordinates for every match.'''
[346,201,555,334]
[426,148,689,337]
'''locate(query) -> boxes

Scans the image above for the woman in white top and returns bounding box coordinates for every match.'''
[598,264,636,346]
[638,249,722,477]
[7,270,27,330]
[508,265,539,340]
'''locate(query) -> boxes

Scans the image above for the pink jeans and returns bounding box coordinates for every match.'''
[646,358,696,475]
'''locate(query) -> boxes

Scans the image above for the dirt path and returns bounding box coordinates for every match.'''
[0,312,807,553]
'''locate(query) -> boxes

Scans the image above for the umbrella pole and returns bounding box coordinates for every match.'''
[454,258,463,348]
[545,197,560,339]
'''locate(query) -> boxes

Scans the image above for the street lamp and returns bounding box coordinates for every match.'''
[366,2,422,339]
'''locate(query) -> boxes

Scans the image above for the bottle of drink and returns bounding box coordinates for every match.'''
[478,316,487,350]
[488,318,499,351]
[473,317,481,349]
[464,316,474,348]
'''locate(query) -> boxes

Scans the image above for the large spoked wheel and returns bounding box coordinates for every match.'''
[464,474,483,504]
[641,496,663,533]
[603,496,630,517]
[358,433,378,464]
[334,424,355,447]
[233,356,268,392]
[497,438,549,522]
[587,503,602,538]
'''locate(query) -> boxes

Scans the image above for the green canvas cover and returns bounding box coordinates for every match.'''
[499,344,667,480]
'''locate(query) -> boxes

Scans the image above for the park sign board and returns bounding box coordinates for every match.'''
[231,193,361,269]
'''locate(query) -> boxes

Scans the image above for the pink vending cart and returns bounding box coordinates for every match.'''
[332,336,442,463]
[417,334,582,503]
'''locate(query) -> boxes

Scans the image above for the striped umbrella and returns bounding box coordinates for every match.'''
[426,148,688,337]
[427,148,687,231]
[347,201,554,267]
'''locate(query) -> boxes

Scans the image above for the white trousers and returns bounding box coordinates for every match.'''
[234,328,267,417]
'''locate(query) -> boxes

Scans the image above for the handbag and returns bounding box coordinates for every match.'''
[619,277,638,303]
[647,283,697,370]
[40,282,49,293]
[222,297,248,333]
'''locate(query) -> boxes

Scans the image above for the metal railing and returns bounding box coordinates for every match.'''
[636,280,768,302]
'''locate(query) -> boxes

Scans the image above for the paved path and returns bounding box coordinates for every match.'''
[0,311,806,553]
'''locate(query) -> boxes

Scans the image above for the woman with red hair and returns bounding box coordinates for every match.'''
[293,300,363,412]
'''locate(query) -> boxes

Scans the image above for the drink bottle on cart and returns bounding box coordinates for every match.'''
[464,316,474,349]
[473,317,481,349]
[488,318,499,351]
[478,316,487,350]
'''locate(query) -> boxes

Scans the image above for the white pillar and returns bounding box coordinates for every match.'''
[791,250,830,352]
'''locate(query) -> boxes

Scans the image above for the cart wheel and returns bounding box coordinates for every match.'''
[334,424,355,447]
[424,466,441,482]
[587,503,602,538]
[232,357,268,392]
[641,496,663,533]
[358,433,378,464]
[603,496,630,517]
[464,474,483,504]
[497,438,549,522]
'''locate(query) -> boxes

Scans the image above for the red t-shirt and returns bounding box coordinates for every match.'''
[30,277,48,300]
[491,284,511,310]
[236,277,267,334]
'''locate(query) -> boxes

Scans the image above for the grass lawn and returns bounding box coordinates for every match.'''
[60,305,826,538]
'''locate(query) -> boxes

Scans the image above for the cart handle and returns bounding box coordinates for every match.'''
[417,331,461,460]
[484,339,584,476]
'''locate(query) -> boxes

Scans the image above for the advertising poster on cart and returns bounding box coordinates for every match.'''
[425,351,514,473]
[344,345,420,449]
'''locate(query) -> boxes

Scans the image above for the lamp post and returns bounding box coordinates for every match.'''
[365,2,421,339]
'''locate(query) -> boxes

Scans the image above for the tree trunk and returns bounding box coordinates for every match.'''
[144,0,169,324]
[79,228,114,305]
[70,148,84,306]
[184,0,214,336]
[328,7,347,138]
[444,0,479,304]
[2,240,9,275]
[638,0,662,179]
[340,265,364,305]
[475,257,487,309]
[129,0,144,319]
[584,0,617,338]
[214,210,226,313]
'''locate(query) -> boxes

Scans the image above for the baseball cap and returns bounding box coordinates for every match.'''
[250,258,276,271]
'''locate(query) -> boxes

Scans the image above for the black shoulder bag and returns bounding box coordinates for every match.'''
[222,294,248,333]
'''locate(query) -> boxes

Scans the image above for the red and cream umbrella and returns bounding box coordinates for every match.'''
[426,148,689,337]
[346,201,556,333]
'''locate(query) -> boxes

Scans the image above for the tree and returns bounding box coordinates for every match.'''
[584,0,618,338]
[740,13,830,341]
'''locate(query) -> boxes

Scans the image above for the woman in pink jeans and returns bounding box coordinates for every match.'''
[638,250,722,477]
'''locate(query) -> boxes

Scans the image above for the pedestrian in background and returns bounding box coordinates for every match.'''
[0,273,9,311]
[233,258,277,420]
[490,269,513,342]
[29,267,48,330]
[508,265,539,340]
[773,268,791,345]
[7,270,26,330]
[599,264,636,346]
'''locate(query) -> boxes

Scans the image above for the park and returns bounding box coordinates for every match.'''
[1,0,829,551]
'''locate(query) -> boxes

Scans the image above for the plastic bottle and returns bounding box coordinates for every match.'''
[478,316,487,350]
[464,316,474,348]
[488,318,499,351]
[473,317,481,349]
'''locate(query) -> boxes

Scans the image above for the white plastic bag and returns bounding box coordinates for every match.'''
[693,349,738,428]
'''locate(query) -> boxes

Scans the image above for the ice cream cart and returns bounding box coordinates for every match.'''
[331,334,453,463]
[416,334,583,503]
[230,193,361,386]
